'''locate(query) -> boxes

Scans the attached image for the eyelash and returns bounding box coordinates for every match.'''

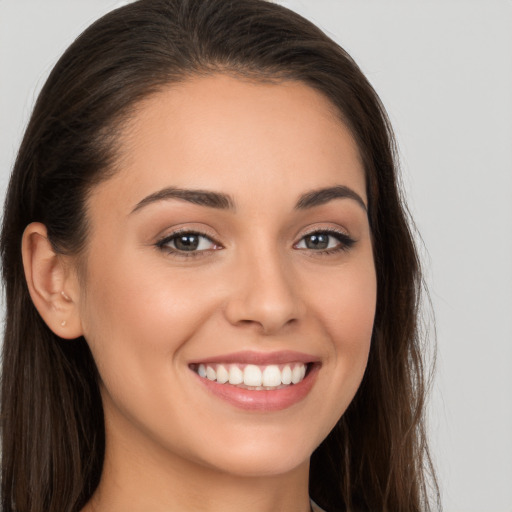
[155,228,355,259]
[156,229,221,259]
[295,228,356,255]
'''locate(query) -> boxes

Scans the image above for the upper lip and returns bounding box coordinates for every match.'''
[188,350,319,366]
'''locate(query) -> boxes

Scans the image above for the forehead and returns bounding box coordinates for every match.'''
[94,74,366,213]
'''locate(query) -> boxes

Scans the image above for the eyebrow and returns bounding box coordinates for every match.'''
[295,185,367,212]
[131,184,366,214]
[131,187,235,213]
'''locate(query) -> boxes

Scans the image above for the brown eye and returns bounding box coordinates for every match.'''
[174,234,201,251]
[295,230,355,252]
[157,232,218,253]
[303,233,330,250]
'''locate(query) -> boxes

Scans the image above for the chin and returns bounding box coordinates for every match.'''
[184,424,322,478]
[201,446,311,478]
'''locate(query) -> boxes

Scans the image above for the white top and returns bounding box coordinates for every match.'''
[310,499,327,512]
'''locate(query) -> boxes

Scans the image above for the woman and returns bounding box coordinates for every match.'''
[0,1,439,511]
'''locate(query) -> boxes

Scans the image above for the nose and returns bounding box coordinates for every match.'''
[223,247,304,335]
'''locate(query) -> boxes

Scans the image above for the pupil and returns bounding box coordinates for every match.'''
[306,233,328,250]
[175,235,199,251]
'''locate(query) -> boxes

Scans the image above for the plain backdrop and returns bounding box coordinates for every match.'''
[1,1,511,511]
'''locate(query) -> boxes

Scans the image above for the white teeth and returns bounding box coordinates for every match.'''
[206,366,216,381]
[244,365,262,386]
[228,364,244,385]
[281,365,292,385]
[291,365,303,384]
[195,362,309,388]
[262,365,282,387]
[216,364,229,384]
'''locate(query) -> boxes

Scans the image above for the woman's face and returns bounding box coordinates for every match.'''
[75,74,376,477]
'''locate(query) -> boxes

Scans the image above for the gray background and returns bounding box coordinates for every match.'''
[1,1,511,510]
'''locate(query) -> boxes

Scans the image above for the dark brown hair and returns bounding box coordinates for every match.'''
[1,1,439,511]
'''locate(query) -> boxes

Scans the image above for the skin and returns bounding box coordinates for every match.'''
[24,75,377,512]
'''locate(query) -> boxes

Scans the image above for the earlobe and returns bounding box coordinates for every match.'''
[21,222,83,339]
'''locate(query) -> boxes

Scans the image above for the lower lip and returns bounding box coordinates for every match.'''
[192,365,319,412]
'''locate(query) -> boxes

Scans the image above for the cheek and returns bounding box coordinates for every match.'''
[320,259,377,348]
[78,253,223,380]
[77,257,212,430]
[313,256,376,400]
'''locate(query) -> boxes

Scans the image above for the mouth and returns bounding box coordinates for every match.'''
[188,351,320,411]
[190,362,310,390]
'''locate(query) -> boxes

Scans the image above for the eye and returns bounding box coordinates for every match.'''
[156,231,219,255]
[295,230,355,253]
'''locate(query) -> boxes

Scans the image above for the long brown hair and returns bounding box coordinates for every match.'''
[1,1,439,511]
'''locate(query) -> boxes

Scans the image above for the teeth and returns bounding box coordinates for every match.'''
[216,364,229,384]
[244,365,262,386]
[206,366,216,381]
[262,365,282,387]
[194,362,309,388]
[281,365,292,385]
[228,364,243,385]
[291,365,302,384]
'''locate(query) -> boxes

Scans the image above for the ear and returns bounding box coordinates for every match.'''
[22,222,83,339]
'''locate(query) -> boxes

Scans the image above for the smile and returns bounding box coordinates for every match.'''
[189,352,320,411]
[191,362,308,390]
